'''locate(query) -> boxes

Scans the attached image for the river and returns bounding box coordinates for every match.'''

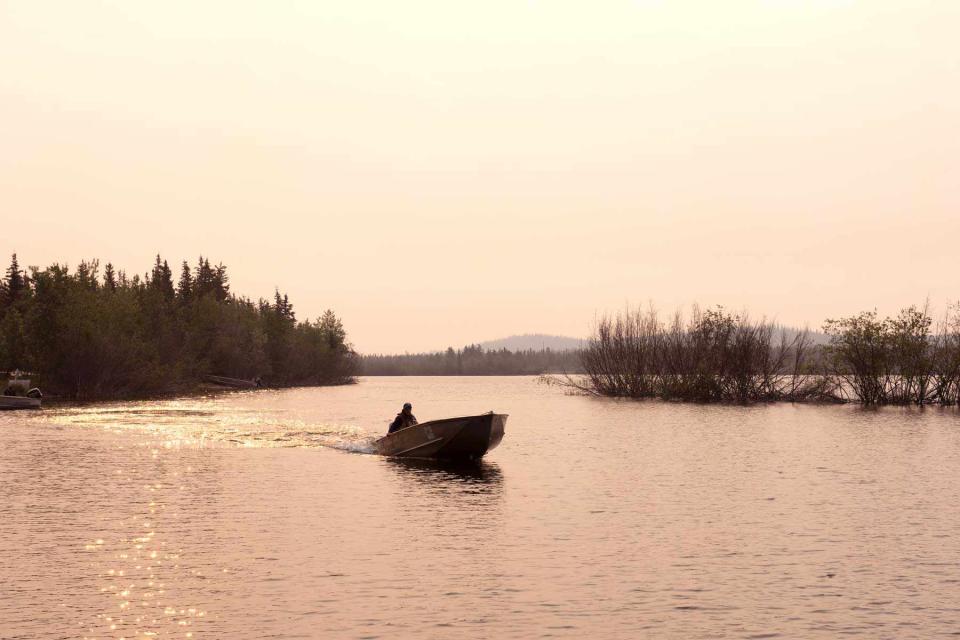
[2,376,960,638]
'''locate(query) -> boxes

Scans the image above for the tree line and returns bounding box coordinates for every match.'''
[361,344,582,376]
[571,304,960,405]
[0,253,357,399]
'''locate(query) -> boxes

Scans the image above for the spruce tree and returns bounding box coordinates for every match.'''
[0,253,358,396]
[318,309,346,350]
[4,253,25,306]
[76,259,99,289]
[103,263,117,291]
[177,261,192,303]
[149,255,174,299]
[160,260,174,300]
[195,256,214,298]
[212,263,230,302]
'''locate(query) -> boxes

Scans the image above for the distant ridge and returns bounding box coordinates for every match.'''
[777,326,831,346]
[479,334,585,352]
[477,328,827,353]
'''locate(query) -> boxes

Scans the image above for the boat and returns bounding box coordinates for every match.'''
[0,395,41,410]
[1,371,42,410]
[373,412,507,461]
[202,374,262,389]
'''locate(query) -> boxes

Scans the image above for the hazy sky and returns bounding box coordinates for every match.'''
[2,1,957,353]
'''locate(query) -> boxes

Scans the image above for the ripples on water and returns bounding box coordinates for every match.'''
[3,377,960,639]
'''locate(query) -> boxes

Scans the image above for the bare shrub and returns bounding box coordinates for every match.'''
[576,305,817,403]
[573,302,960,406]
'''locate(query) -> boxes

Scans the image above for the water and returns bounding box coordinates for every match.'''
[3,377,960,639]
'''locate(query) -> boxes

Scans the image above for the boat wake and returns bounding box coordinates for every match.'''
[45,404,379,454]
[229,427,378,454]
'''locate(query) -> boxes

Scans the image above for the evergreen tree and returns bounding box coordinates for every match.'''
[274,290,295,322]
[318,309,347,350]
[4,253,25,307]
[195,256,215,298]
[212,263,230,302]
[103,263,117,291]
[150,255,174,300]
[76,259,99,290]
[161,261,174,300]
[0,307,28,368]
[177,261,192,303]
[0,254,357,397]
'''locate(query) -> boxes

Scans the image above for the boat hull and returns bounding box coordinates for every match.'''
[0,396,41,410]
[203,375,259,389]
[374,413,507,461]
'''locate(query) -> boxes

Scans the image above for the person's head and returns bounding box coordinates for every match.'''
[402,402,412,414]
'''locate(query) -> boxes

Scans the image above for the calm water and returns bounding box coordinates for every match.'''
[3,377,960,639]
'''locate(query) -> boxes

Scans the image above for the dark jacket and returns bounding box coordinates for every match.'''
[388,412,418,434]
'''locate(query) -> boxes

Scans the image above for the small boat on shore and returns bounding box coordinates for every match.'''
[203,374,262,389]
[1,371,42,410]
[374,412,507,461]
[0,395,41,410]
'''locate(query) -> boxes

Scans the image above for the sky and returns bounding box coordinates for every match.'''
[1,1,958,353]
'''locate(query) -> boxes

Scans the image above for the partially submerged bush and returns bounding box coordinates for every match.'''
[824,304,960,405]
[576,302,960,405]
[575,305,821,403]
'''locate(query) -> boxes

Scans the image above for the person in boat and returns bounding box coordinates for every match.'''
[388,402,418,434]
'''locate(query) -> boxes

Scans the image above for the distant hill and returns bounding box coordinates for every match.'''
[477,328,828,352]
[479,334,585,352]
[779,326,831,346]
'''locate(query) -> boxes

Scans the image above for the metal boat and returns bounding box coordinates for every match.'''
[1,371,42,410]
[0,395,41,410]
[374,413,507,461]
[203,374,262,389]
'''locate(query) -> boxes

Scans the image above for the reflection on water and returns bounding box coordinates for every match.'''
[386,457,504,487]
[3,377,960,638]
